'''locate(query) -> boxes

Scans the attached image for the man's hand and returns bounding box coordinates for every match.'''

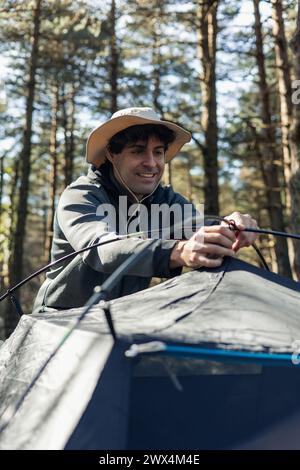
[170,225,236,269]
[169,212,259,269]
[221,212,258,252]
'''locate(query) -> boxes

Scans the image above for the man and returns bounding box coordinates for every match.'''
[33,107,258,313]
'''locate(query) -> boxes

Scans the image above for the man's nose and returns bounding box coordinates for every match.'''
[142,150,156,167]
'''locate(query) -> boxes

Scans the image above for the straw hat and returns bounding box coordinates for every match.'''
[86,107,191,167]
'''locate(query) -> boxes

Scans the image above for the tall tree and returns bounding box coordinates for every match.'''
[62,83,76,187]
[271,0,296,277]
[290,0,300,278]
[151,1,163,115]
[253,0,292,278]
[149,1,174,186]
[109,0,118,113]
[271,0,293,211]
[0,156,4,220]
[196,0,219,215]
[6,0,42,336]
[44,81,59,262]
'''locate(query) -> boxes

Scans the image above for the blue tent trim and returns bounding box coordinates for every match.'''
[155,344,300,367]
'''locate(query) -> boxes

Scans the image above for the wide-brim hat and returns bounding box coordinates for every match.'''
[86,107,192,167]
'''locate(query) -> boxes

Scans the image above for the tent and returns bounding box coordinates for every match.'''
[0,256,300,449]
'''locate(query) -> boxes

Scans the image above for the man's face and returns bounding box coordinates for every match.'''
[107,136,165,198]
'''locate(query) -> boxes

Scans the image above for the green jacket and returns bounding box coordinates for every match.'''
[32,162,196,314]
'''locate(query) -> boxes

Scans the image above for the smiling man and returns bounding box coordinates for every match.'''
[33,107,258,314]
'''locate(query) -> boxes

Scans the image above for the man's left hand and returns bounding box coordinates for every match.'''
[221,212,258,252]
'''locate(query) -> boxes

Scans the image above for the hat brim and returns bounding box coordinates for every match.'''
[86,115,191,167]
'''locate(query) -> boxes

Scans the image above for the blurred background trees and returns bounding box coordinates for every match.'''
[0,0,299,337]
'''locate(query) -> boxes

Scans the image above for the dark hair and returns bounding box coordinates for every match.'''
[107,124,176,154]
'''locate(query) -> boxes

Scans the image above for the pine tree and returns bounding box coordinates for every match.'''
[196,0,219,214]
[290,0,300,278]
[5,0,42,336]
[253,0,291,277]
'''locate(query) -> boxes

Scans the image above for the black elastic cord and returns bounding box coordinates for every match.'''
[0,213,197,306]
[206,215,300,242]
[0,237,123,304]
[1,214,299,306]
[252,242,270,271]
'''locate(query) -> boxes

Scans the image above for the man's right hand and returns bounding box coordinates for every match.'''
[169,225,236,269]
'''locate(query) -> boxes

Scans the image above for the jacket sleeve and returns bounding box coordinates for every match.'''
[57,182,181,278]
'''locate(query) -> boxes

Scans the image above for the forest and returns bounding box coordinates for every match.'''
[0,0,300,339]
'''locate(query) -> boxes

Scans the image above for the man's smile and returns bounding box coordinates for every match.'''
[136,172,158,179]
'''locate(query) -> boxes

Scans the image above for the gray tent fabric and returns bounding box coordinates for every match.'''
[0,317,116,449]
[31,256,300,352]
[0,256,300,449]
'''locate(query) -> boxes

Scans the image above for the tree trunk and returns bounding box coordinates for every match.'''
[62,83,75,187]
[271,0,296,278]
[196,0,219,215]
[271,0,293,211]
[152,29,162,114]
[152,2,164,116]
[44,82,59,262]
[5,0,42,337]
[0,156,5,297]
[148,2,173,186]
[0,156,4,219]
[109,0,118,114]
[253,0,292,278]
[290,0,300,279]
[8,157,20,256]
[247,120,279,271]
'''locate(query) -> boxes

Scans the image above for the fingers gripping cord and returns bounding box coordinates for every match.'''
[204,216,269,271]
